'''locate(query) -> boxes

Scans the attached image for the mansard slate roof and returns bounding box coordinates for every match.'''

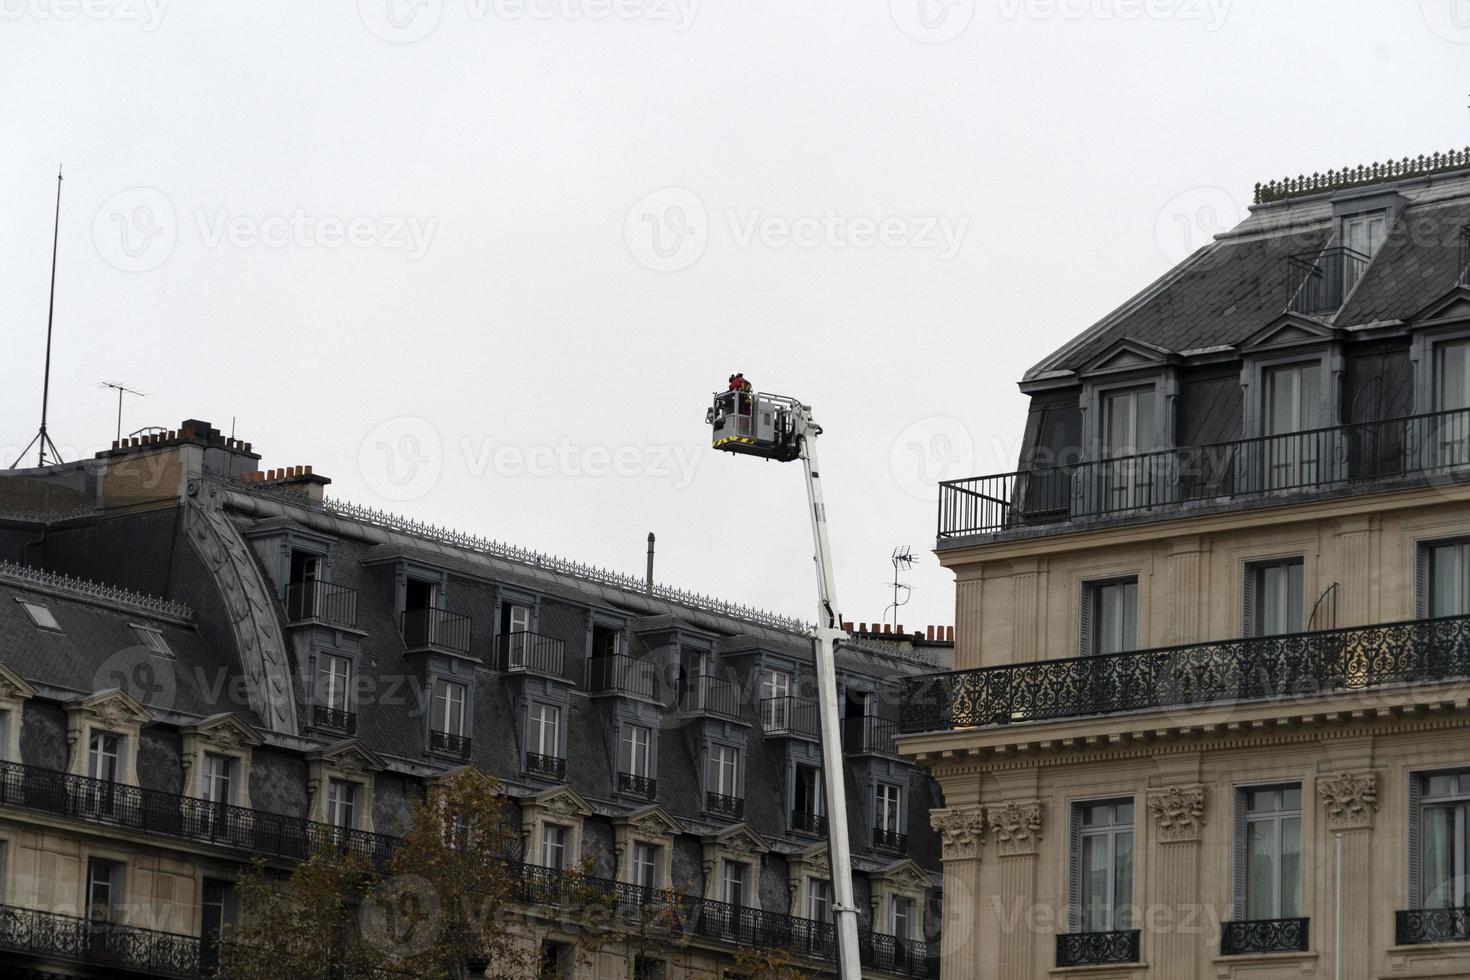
[0,468,943,870]
[1026,165,1470,382]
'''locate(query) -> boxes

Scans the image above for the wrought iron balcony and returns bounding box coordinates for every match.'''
[285,580,359,628]
[680,675,743,720]
[761,696,820,738]
[618,772,657,799]
[873,827,908,853]
[589,654,659,699]
[0,760,397,869]
[0,903,203,978]
[938,407,1470,540]
[401,606,473,655]
[312,703,357,735]
[791,810,828,835]
[1287,245,1370,314]
[429,729,471,759]
[901,613,1470,735]
[1396,906,1470,945]
[1056,929,1140,967]
[1221,917,1310,955]
[843,715,900,755]
[525,752,566,780]
[496,631,566,676]
[706,791,744,819]
[512,862,936,977]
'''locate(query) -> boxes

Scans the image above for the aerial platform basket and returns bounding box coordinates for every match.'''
[706,388,802,462]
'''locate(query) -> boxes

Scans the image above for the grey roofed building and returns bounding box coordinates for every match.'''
[0,419,947,979]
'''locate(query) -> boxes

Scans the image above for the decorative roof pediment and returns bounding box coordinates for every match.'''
[526,785,595,819]
[1407,285,1470,330]
[1238,314,1339,353]
[66,688,152,728]
[615,804,682,838]
[1079,338,1175,377]
[309,739,386,776]
[183,713,263,751]
[0,663,37,702]
[872,858,933,892]
[705,822,769,856]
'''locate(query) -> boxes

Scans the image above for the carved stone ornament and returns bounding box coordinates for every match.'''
[930,806,985,861]
[987,800,1043,857]
[1146,785,1206,844]
[1317,771,1378,830]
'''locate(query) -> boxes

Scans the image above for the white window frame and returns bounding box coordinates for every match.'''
[761,668,792,730]
[317,654,352,712]
[633,841,660,891]
[709,743,740,798]
[876,782,903,833]
[1233,784,1303,921]
[202,753,234,805]
[541,823,569,870]
[721,859,747,907]
[327,778,358,830]
[432,678,466,737]
[530,702,562,758]
[1244,557,1306,637]
[1412,768,1470,909]
[807,877,832,923]
[1070,800,1135,934]
[621,723,651,778]
[1082,576,1139,656]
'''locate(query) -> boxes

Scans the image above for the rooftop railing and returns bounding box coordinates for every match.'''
[900,613,1470,735]
[843,715,900,755]
[401,607,473,656]
[1253,146,1470,204]
[0,904,202,979]
[285,580,359,628]
[938,407,1470,539]
[0,759,398,868]
[1287,246,1369,314]
[496,630,566,676]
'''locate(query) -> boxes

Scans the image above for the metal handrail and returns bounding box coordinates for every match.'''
[938,406,1470,538]
[286,580,359,627]
[496,631,566,675]
[0,759,398,868]
[680,675,742,719]
[901,613,1470,734]
[1287,245,1370,314]
[588,654,659,698]
[0,903,203,979]
[401,607,473,655]
[761,696,820,737]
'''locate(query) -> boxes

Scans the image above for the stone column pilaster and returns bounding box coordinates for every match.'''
[986,800,1043,980]
[931,805,986,980]
[1317,770,1378,980]
[1145,785,1207,980]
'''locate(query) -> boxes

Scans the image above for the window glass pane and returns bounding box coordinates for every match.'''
[1438,342,1470,413]
[1280,817,1302,918]
[1113,832,1133,929]
[1423,804,1457,908]
[1094,580,1138,655]
[1245,820,1276,920]
[1080,835,1109,932]
[1431,544,1466,618]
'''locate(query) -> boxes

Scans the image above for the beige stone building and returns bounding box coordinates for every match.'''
[900,149,1470,979]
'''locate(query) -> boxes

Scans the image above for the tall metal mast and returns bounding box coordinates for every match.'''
[12,166,67,469]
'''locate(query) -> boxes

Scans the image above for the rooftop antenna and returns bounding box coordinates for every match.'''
[97,382,146,443]
[883,546,915,631]
[11,166,67,469]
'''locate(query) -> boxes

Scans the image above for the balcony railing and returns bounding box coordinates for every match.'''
[1287,246,1370,314]
[680,675,743,720]
[1397,907,1470,945]
[512,863,936,977]
[618,772,657,799]
[1056,929,1140,967]
[0,904,202,979]
[938,407,1470,539]
[0,760,398,868]
[791,810,828,835]
[312,703,357,735]
[496,631,566,676]
[873,828,908,853]
[1221,917,1309,955]
[706,791,744,819]
[761,696,820,738]
[844,715,900,755]
[589,654,659,699]
[401,607,472,655]
[285,580,359,628]
[525,752,566,781]
[429,730,471,759]
[901,614,1470,734]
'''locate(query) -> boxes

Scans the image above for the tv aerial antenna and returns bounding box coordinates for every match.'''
[11,166,67,469]
[883,545,915,630]
[97,382,147,443]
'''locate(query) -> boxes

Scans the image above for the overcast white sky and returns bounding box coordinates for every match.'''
[2,0,1468,632]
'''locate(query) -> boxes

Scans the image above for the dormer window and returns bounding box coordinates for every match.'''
[1263,362,1322,488]
[1341,209,1388,277]
[314,654,356,734]
[18,600,60,632]
[131,624,172,659]
[1102,386,1157,458]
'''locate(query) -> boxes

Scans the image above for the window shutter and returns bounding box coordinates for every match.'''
[1079,588,1095,656]
[1067,807,1083,932]
[1242,566,1258,638]
[1407,773,1423,909]
[1414,544,1430,619]
[1231,790,1248,920]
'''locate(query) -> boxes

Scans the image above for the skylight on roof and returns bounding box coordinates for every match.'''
[132,624,174,659]
[18,600,60,632]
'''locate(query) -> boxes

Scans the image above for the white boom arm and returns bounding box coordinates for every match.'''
[795,405,863,980]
